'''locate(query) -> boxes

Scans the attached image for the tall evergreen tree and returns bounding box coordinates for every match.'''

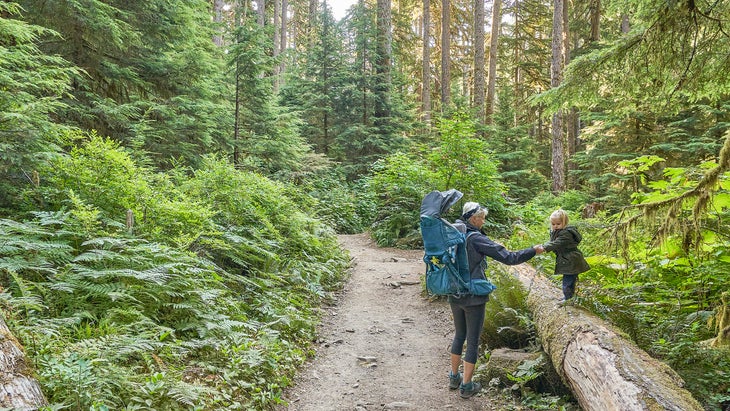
[486,0,501,125]
[549,0,566,193]
[474,0,486,126]
[374,0,393,132]
[227,3,310,176]
[441,0,452,110]
[280,4,346,158]
[0,2,76,212]
[18,0,231,169]
[421,0,432,123]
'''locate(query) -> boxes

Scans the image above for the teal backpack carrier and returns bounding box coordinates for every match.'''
[419,189,496,297]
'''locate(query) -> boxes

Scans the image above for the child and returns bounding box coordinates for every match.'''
[542,209,590,303]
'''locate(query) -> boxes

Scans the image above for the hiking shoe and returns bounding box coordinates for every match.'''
[448,371,462,390]
[459,381,482,398]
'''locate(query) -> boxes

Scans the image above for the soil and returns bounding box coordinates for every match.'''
[278,233,525,411]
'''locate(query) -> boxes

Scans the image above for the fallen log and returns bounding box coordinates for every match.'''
[506,264,703,411]
[0,315,47,410]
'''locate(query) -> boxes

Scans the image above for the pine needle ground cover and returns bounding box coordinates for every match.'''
[0,136,349,409]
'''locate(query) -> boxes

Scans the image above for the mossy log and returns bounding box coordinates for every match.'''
[483,348,568,395]
[0,316,47,410]
[506,264,703,411]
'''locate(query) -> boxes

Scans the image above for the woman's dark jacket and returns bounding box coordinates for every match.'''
[542,226,590,275]
[448,220,536,306]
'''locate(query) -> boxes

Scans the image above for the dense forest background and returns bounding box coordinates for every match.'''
[1,0,729,409]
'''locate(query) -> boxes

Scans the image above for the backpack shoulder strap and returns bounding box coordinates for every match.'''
[465,231,479,243]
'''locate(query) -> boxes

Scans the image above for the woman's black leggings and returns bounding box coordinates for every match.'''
[449,302,486,364]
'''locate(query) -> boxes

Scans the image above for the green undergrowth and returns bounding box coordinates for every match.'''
[501,190,730,410]
[0,135,349,409]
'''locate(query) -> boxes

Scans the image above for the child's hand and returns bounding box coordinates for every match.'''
[533,244,545,254]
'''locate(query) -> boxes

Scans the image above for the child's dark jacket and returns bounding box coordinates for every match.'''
[543,226,590,275]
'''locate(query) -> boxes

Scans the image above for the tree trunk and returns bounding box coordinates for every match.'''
[590,0,600,42]
[234,57,241,166]
[273,0,280,93]
[0,316,48,409]
[280,0,288,83]
[309,0,318,47]
[621,13,630,33]
[485,0,500,125]
[550,0,565,193]
[257,0,265,26]
[359,0,369,125]
[512,0,521,128]
[474,0,486,127]
[375,0,393,122]
[441,0,451,111]
[421,0,431,123]
[562,0,579,188]
[505,264,705,411]
[212,0,225,46]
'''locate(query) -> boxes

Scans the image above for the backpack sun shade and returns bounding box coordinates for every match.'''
[419,189,497,297]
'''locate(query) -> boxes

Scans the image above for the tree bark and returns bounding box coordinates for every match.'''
[0,316,48,409]
[280,0,288,83]
[441,0,451,111]
[257,0,265,26]
[505,264,705,411]
[485,0,501,125]
[375,0,393,122]
[421,0,431,124]
[212,0,225,46]
[550,0,565,193]
[590,0,600,42]
[621,13,630,33]
[273,0,280,93]
[562,0,579,188]
[512,0,521,128]
[474,0,486,126]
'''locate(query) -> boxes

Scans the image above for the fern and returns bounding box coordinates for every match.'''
[1,153,350,409]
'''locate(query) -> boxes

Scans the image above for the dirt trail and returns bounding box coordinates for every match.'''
[278,233,517,411]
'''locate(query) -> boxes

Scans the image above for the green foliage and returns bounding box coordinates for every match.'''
[428,114,507,216]
[505,154,730,408]
[301,170,371,234]
[44,132,216,247]
[487,88,551,203]
[483,267,537,350]
[227,13,312,178]
[0,2,76,214]
[18,0,231,170]
[541,0,730,116]
[368,112,513,247]
[369,153,437,247]
[281,2,413,181]
[1,137,349,409]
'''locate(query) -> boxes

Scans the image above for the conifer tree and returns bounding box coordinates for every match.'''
[0,2,76,212]
[227,2,310,177]
[279,3,346,158]
[18,0,230,169]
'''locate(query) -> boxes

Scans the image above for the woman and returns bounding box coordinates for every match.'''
[448,201,543,398]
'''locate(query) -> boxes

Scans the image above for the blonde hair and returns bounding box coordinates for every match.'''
[550,209,569,226]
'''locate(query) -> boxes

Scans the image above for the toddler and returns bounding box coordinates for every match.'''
[541,209,590,303]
